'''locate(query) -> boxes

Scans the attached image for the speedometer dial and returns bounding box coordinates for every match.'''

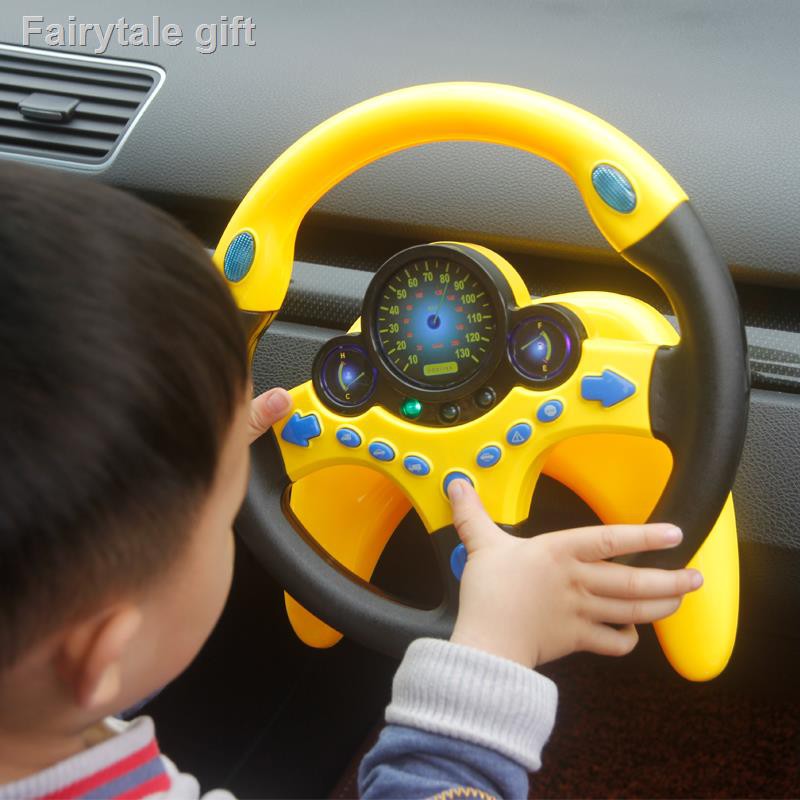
[375,258,496,389]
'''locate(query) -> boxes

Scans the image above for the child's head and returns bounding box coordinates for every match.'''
[0,162,251,732]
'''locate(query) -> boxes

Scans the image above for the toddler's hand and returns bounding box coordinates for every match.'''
[248,387,293,443]
[446,479,703,669]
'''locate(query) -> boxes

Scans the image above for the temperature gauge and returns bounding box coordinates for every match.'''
[320,344,377,408]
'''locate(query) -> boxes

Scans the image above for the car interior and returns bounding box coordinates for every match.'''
[1,2,799,798]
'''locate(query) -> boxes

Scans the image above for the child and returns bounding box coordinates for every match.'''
[0,163,700,800]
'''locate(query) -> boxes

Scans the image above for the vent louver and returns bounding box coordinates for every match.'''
[0,45,163,168]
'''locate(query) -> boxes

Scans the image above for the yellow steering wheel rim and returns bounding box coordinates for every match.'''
[213,82,687,315]
[220,82,747,684]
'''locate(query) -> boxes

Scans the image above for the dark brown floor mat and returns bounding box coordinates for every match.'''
[532,655,800,799]
[331,646,800,799]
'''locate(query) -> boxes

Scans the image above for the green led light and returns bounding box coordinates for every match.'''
[400,397,423,420]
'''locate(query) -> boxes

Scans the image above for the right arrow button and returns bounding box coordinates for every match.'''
[581,369,636,408]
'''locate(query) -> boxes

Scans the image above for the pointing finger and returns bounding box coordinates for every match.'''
[447,480,505,553]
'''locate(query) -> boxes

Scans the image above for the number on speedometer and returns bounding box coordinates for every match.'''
[375,259,496,389]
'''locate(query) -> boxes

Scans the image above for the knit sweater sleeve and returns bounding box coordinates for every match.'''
[358,638,558,799]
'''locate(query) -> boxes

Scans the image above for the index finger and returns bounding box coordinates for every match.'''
[447,479,507,552]
[557,523,683,562]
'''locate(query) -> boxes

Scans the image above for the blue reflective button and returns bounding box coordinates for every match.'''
[450,543,467,581]
[443,471,474,496]
[506,422,532,446]
[223,231,255,282]
[368,441,395,462]
[476,445,502,468]
[336,427,361,448]
[591,164,637,214]
[280,412,321,447]
[403,455,431,476]
[537,400,564,423]
[581,370,636,408]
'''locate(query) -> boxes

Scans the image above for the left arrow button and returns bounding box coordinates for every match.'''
[280,412,322,447]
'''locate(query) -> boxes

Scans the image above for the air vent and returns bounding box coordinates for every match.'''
[0,44,164,169]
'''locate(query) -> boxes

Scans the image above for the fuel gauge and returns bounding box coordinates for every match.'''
[320,344,377,408]
[508,311,579,385]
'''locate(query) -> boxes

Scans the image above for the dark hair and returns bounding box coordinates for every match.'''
[0,162,248,669]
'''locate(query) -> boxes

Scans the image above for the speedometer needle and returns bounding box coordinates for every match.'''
[430,274,450,326]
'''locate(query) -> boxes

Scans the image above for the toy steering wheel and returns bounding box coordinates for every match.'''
[214,84,748,681]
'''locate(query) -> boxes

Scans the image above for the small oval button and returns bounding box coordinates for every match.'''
[403,455,431,476]
[591,164,637,213]
[368,441,395,462]
[443,471,474,496]
[450,543,467,581]
[224,231,255,282]
[476,445,502,468]
[537,400,564,423]
[506,422,532,446]
[336,427,362,448]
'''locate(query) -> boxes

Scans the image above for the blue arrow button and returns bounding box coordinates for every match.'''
[581,370,636,408]
[280,411,322,447]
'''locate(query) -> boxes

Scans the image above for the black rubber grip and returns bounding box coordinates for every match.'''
[237,431,460,657]
[623,202,749,568]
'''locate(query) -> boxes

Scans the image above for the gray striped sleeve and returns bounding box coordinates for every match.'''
[385,638,558,771]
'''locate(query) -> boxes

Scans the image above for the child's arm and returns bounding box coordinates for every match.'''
[358,638,552,799]
[359,480,702,799]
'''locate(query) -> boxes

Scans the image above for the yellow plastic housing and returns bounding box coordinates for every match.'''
[282,247,738,680]
[281,321,657,534]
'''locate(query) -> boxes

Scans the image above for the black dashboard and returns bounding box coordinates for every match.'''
[2,1,799,284]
